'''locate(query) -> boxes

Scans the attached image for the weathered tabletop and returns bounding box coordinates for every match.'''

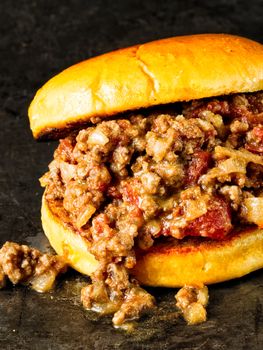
[0,0,263,349]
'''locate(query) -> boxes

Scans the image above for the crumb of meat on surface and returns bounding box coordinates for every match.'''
[112,285,156,327]
[0,241,67,293]
[175,285,209,325]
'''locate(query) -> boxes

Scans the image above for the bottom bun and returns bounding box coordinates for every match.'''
[42,197,263,287]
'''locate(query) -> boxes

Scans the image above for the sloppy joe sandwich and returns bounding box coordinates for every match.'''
[28,34,263,326]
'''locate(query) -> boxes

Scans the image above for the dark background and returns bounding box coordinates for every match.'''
[1,0,263,349]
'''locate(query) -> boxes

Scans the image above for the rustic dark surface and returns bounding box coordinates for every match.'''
[1,0,263,349]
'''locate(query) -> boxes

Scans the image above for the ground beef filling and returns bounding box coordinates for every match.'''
[41,91,263,326]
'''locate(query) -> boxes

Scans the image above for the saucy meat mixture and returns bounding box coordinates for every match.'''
[40,91,263,326]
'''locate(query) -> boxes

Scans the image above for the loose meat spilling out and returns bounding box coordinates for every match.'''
[0,242,67,292]
[41,91,263,326]
[175,285,209,325]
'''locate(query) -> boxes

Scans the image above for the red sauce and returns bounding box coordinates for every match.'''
[182,197,232,239]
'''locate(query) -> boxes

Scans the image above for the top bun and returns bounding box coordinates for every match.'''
[28,34,263,139]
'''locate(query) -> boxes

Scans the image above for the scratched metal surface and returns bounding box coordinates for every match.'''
[0,0,263,349]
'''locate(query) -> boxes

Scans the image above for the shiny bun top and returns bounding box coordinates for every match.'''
[29,34,263,139]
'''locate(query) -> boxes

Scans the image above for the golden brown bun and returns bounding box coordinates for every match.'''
[29,34,263,139]
[42,197,263,287]
[41,197,99,276]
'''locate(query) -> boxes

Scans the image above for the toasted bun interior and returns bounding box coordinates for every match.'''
[42,197,263,287]
[29,34,263,139]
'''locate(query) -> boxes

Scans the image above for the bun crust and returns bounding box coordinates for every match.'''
[29,34,263,139]
[42,197,263,287]
[41,197,99,276]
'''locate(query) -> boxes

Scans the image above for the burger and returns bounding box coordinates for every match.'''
[28,34,263,327]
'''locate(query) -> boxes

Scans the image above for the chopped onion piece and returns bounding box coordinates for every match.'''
[201,149,255,186]
[218,157,247,174]
[151,138,169,162]
[183,302,207,325]
[243,198,263,227]
[214,146,263,166]
[76,204,96,229]
[145,220,161,237]
[88,129,109,145]
[60,162,76,183]
[184,198,208,221]
[30,271,56,293]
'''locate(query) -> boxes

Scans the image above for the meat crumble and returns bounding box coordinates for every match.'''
[0,242,67,292]
[175,285,209,325]
[40,91,263,326]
